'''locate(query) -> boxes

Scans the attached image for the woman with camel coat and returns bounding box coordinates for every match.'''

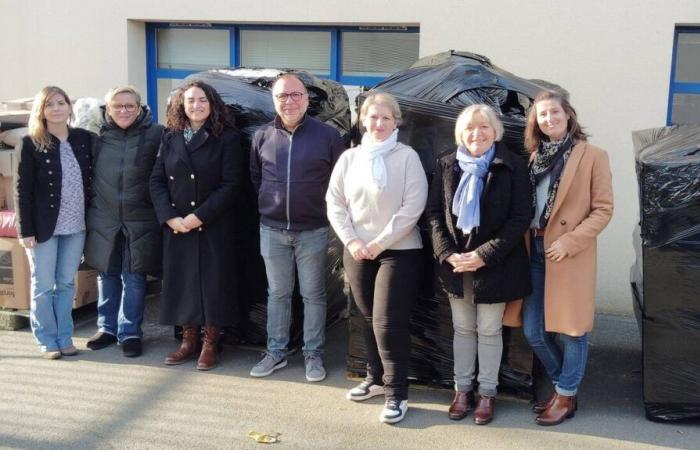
[522,90,613,426]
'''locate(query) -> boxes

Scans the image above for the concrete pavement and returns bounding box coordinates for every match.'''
[0,301,698,449]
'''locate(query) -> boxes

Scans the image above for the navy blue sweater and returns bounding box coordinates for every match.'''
[250,115,345,231]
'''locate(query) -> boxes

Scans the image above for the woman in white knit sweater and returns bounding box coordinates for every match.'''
[326,92,428,425]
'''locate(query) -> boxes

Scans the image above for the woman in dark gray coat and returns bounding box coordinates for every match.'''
[150,80,244,371]
[84,86,163,358]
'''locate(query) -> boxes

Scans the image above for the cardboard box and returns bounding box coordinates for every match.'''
[0,149,17,210]
[0,176,12,211]
[0,237,30,309]
[0,237,99,310]
[0,150,14,177]
[73,269,98,308]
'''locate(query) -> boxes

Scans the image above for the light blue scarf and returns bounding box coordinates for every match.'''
[452,144,495,234]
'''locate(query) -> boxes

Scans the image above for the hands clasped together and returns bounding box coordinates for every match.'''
[347,239,384,261]
[446,252,486,273]
[166,214,203,233]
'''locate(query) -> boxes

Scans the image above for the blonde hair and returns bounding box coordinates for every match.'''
[27,86,74,151]
[104,85,142,105]
[359,92,403,127]
[454,104,504,147]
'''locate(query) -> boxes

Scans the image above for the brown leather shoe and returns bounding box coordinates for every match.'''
[535,394,577,426]
[473,395,495,425]
[448,391,474,420]
[532,392,557,414]
[197,326,220,371]
[164,326,200,365]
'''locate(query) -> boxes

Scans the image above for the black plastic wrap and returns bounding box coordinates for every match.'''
[347,51,549,397]
[173,69,351,347]
[364,51,548,175]
[182,69,351,140]
[346,291,534,398]
[631,125,700,421]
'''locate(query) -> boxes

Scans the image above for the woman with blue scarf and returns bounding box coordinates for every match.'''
[327,92,428,424]
[426,104,532,425]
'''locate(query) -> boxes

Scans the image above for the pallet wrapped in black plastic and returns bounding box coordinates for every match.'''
[171,68,351,348]
[347,51,558,398]
[631,124,700,421]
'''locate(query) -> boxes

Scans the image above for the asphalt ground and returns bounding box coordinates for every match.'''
[1,299,698,450]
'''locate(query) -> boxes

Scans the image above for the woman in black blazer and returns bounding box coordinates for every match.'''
[150,80,245,371]
[15,86,92,359]
[425,104,532,425]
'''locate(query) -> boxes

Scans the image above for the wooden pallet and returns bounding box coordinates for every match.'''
[0,308,29,330]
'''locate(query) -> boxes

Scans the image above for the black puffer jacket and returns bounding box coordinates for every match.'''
[426,143,533,303]
[84,105,164,275]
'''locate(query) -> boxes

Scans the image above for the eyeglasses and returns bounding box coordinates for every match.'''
[110,103,138,113]
[274,92,305,102]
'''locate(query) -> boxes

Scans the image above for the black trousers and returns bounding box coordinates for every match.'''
[344,248,423,401]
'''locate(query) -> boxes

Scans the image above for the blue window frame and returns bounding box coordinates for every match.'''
[667,27,700,125]
[145,23,419,122]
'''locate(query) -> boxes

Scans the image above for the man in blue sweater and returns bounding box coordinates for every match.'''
[249,73,344,382]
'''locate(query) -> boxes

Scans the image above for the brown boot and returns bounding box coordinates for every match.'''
[197,326,220,371]
[448,391,474,420]
[535,394,577,426]
[164,326,200,365]
[532,391,557,414]
[473,395,495,425]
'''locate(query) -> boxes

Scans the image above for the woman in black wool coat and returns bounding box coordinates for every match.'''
[150,80,245,371]
[425,104,532,425]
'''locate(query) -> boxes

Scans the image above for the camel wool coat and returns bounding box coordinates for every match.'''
[538,141,613,336]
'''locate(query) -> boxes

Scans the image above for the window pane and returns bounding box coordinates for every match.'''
[675,32,700,83]
[671,93,700,125]
[240,30,330,75]
[156,78,184,124]
[157,28,230,70]
[342,32,419,77]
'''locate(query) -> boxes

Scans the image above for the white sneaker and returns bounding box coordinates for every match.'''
[379,399,408,424]
[346,380,385,401]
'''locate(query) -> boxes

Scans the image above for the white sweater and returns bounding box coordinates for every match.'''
[326,142,428,250]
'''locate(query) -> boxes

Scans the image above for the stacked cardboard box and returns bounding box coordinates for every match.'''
[0,237,98,310]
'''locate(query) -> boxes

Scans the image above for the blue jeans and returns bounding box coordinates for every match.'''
[523,236,589,396]
[27,231,85,352]
[260,224,328,356]
[97,233,147,342]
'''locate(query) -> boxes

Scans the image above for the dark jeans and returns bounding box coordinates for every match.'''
[97,232,147,343]
[344,248,423,401]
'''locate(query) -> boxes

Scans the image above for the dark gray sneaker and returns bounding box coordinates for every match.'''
[250,352,287,377]
[304,354,326,382]
[121,338,142,358]
[86,331,117,350]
